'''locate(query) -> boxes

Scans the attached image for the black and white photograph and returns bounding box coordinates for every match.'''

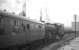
[0,0,79,50]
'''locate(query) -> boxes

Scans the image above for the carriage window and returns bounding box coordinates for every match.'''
[0,16,4,23]
[0,16,1,18]
[27,24,30,29]
[39,25,41,28]
[35,24,38,28]
[14,20,20,26]
[0,16,2,22]
[14,20,17,26]
[4,9,7,12]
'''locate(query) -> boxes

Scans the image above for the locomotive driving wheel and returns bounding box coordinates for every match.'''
[47,31,53,40]
[56,34,64,40]
[45,31,56,43]
[56,35,61,40]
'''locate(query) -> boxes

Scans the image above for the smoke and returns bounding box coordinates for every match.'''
[0,0,26,15]
[0,0,6,6]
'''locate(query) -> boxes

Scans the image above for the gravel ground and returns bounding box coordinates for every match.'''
[37,33,77,50]
[57,33,79,50]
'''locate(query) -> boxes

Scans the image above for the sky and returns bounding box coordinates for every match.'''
[0,0,25,14]
[0,0,79,27]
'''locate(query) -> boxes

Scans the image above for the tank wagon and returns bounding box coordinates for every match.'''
[0,10,64,48]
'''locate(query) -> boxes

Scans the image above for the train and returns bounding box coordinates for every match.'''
[0,10,64,48]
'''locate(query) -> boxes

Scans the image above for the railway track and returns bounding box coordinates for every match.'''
[0,37,58,50]
[0,33,77,50]
[36,33,77,50]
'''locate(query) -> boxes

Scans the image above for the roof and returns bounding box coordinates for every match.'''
[0,10,44,24]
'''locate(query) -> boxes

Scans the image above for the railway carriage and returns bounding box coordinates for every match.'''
[0,10,64,48]
[0,10,46,48]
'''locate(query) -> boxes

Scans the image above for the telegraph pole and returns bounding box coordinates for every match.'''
[74,14,77,38]
[19,0,26,16]
[40,8,42,22]
[46,8,49,23]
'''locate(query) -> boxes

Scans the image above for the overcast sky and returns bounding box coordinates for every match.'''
[0,0,79,27]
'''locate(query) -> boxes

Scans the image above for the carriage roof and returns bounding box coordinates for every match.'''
[0,10,44,24]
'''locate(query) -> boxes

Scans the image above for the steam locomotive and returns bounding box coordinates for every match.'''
[0,10,64,48]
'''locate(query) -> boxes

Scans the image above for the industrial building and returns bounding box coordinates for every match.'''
[72,15,79,31]
[72,22,79,31]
